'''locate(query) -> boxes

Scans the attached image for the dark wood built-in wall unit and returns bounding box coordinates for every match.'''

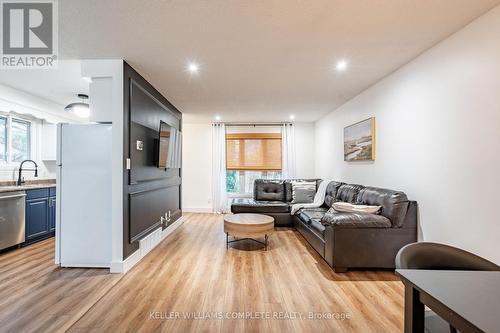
[123,62,182,259]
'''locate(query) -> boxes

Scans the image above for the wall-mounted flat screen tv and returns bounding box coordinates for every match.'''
[158,120,181,169]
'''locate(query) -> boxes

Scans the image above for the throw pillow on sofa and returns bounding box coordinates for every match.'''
[330,202,382,214]
[290,181,316,204]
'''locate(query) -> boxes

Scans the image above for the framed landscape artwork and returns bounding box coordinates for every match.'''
[344,117,376,161]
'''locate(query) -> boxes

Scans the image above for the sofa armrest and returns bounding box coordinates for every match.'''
[321,212,391,229]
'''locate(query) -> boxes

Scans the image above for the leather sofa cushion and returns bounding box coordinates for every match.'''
[296,207,328,238]
[285,179,321,202]
[309,219,326,237]
[231,198,290,213]
[356,186,409,227]
[253,180,285,201]
[321,211,391,228]
[335,184,364,203]
[295,207,328,223]
[324,181,345,207]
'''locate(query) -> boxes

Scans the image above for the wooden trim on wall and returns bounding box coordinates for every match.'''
[122,61,183,260]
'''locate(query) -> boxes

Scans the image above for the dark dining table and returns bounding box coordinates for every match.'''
[396,269,500,333]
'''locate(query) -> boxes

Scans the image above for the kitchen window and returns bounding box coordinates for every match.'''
[0,114,31,163]
[226,132,282,196]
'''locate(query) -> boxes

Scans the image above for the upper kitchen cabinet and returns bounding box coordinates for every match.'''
[42,122,57,161]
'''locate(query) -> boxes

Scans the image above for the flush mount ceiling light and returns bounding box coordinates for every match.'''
[289,115,296,120]
[335,59,349,72]
[64,94,90,118]
[215,115,221,121]
[187,62,199,74]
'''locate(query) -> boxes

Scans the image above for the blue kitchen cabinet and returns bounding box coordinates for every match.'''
[25,197,49,242]
[25,187,56,245]
[48,196,56,232]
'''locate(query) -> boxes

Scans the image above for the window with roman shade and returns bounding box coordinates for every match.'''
[226,133,282,171]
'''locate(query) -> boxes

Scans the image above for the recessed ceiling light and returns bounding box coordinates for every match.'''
[289,115,296,120]
[187,62,199,74]
[215,115,221,121]
[335,59,348,72]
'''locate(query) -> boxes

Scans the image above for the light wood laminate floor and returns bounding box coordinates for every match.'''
[0,238,122,332]
[0,213,404,332]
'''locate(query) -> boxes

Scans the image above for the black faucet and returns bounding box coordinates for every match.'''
[17,160,38,186]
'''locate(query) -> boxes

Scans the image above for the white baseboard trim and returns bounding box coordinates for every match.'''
[182,207,213,213]
[61,263,110,268]
[110,216,185,274]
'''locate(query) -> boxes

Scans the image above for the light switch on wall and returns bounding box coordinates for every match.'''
[136,140,143,151]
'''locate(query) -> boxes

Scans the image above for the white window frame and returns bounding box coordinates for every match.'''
[0,115,7,163]
[226,170,282,198]
[0,112,33,166]
[226,171,254,199]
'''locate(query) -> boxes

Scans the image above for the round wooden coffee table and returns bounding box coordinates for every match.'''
[223,213,274,250]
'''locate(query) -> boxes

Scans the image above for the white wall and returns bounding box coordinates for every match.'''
[182,122,315,212]
[315,6,500,264]
[182,123,213,212]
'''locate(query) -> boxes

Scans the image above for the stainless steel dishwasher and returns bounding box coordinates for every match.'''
[0,191,26,250]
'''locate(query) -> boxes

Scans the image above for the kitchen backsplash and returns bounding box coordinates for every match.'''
[0,161,56,181]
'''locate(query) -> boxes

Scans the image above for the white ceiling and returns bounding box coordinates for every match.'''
[55,0,498,123]
[0,60,89,112]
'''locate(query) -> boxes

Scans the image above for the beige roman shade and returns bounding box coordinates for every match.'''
[226,133,282,171]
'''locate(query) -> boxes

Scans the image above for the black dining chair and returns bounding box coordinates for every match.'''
[396,242,500,333]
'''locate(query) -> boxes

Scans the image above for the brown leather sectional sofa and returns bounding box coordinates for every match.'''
[231,179,418,272]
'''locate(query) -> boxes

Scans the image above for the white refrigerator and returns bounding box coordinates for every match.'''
[56,123,112,267]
